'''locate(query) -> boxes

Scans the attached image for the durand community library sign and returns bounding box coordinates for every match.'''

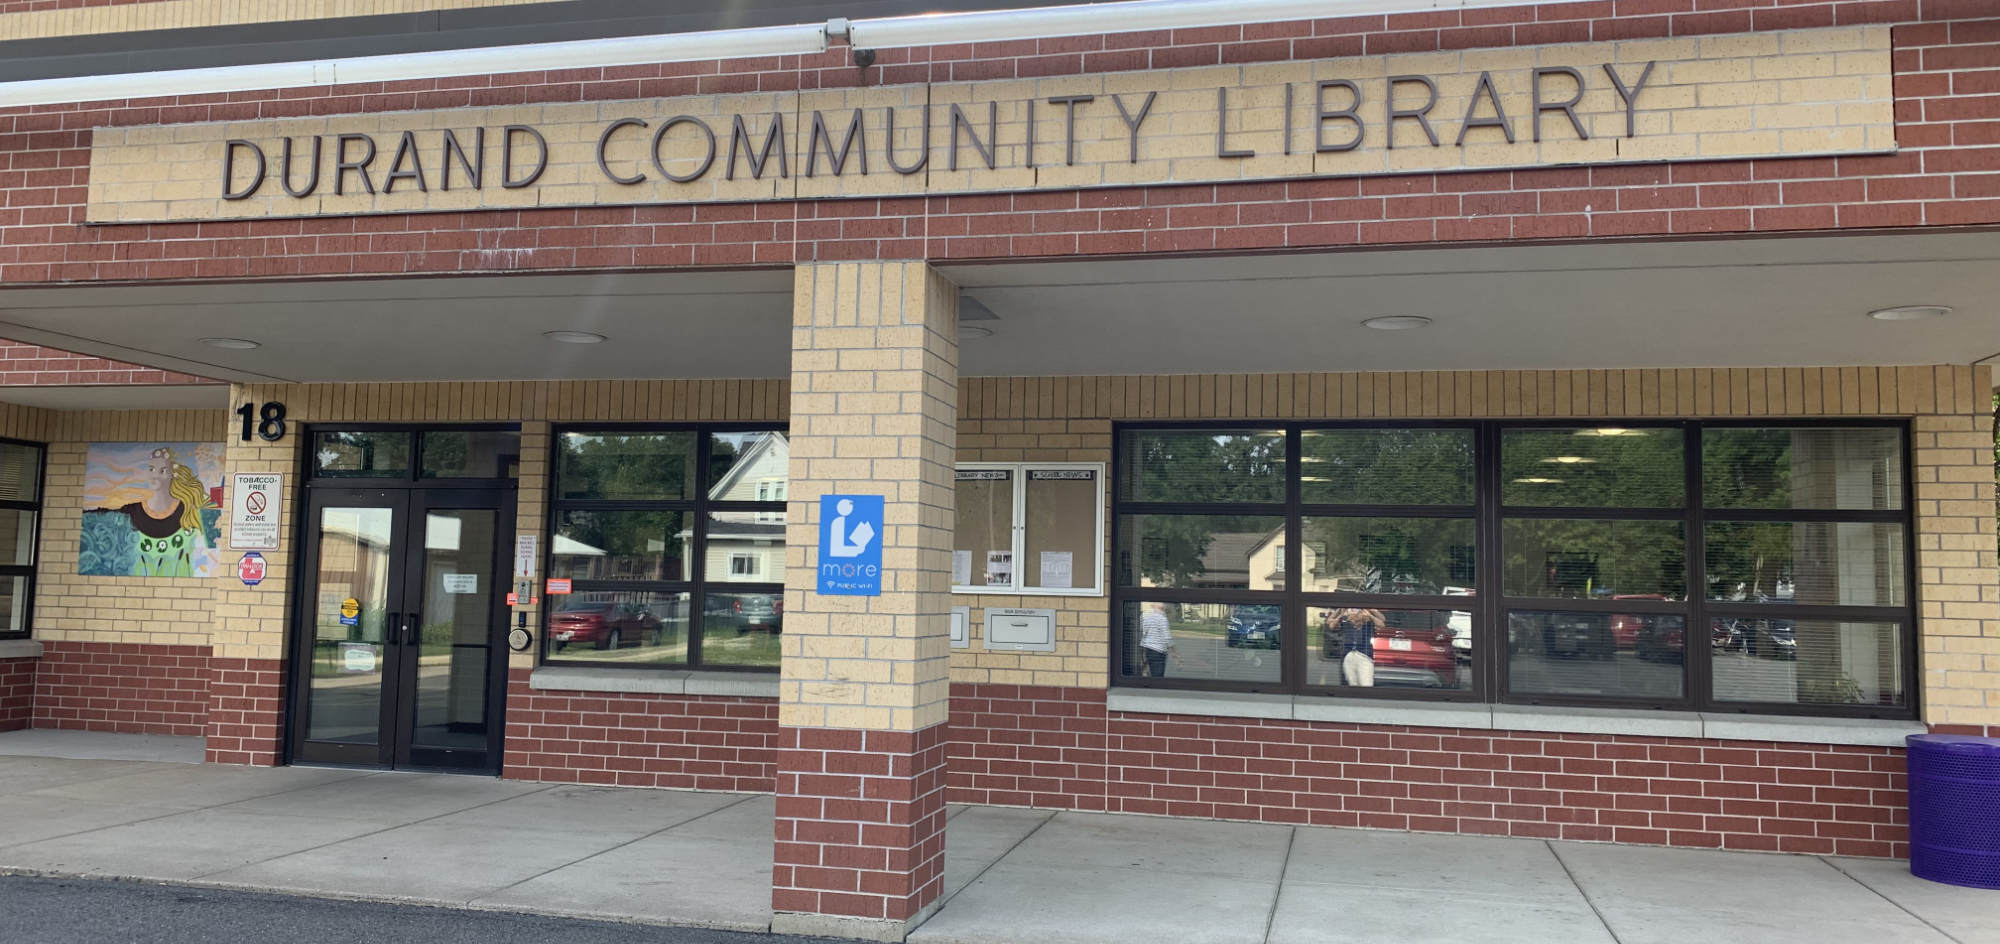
[86,26,1894,223]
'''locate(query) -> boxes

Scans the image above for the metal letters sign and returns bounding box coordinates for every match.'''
[817,494,884,597]
[228,472,282,549]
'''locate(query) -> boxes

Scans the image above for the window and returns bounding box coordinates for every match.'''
[545,426,786,670]
[1112,422,1915,718]
[0,440,42,639]
[953,463,1105,595]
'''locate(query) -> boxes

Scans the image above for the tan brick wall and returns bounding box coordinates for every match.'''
[86,27,1893,224]
[36,410,227,647]
[946,366,2000,729]
[0,0,573,42]
[783,261,959,732]
[214,380,787,663]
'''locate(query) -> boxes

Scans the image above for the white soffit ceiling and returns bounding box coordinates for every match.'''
[0,230,1992,384]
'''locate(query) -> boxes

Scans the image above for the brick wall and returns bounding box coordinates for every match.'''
[946,682,1917,858]
[32,639,210,735]
[773,725,949,923]
[3,3,1996,282]
[0,655,33,730]
[0,341,218,386]
[0,0,572,39]
[203,656,280,763]
[501,669,780,791]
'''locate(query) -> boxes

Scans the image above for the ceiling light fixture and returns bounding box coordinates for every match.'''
[1542,456,1597,464]
[544,331,606,344]
[1868,305,1952,321]
[199,338,260,349]
[1361,315,1432,330]
[959,325,993,340]
[1514,477,1564,484]
[1577,427,1641,437]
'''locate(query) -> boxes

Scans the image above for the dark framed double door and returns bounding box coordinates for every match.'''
[290,486,514,772]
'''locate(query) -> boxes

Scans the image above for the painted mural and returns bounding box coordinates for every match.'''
[79,443,225,578]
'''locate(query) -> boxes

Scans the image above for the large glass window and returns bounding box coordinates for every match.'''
[1113,422,1915,718]
[0,441,41,638]
[544,425,785,670]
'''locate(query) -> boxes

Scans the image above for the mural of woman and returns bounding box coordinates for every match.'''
[80,445,222,578]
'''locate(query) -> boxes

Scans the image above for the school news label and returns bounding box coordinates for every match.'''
[817,494,883,597]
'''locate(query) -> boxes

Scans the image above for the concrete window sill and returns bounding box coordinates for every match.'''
[528,666,778,699]
[0,640,42,660]
[1106,687,1926,748]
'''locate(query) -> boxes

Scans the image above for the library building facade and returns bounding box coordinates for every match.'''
[0,0,1995,936]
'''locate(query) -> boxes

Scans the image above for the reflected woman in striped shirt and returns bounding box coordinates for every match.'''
[1138,601,1183,678]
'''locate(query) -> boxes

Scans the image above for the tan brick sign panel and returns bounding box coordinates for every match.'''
[86,27,1893,224]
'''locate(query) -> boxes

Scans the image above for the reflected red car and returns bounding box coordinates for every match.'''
[550,600,663,651]
[1609,595,1665,650]
[1370,610,1458,688]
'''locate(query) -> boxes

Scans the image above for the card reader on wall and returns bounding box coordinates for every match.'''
[983,607,1056,652]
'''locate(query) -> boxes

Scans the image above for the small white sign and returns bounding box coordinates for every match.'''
[442,573,479,594]
[340,643,377,673]
[228,472,283,549]
[986,551,1013,585]
[1039,551,1074,589]
[952,550,972,586]
[514,535,538,578]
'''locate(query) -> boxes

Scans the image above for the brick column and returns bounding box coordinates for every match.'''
[207,383,302,765]
[772,262,958,942]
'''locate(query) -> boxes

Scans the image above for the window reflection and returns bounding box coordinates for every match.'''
[1508,609,1687,700]
[1300,428,1473,505]
[1119,601,1281,685]
[551,510,689,581]
[1117,515,1286,590]
[1306,607,1471,690]
[549,591,689,664]
[1118,429,1285,503]
[1501,428,1684,508]
[1301,517,1474,594]
[1710,618,1903,707]
[1704,427,1902,511]
[558,432,697,501]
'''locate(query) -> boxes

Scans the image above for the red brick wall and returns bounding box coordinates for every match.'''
[204,657,283,765]
[1,3,1995,283]
[500,669,780,791]
[774,724,948,923]
[0,341,218,385]
[32,640,210,736]
[945,683,1916,859]
[0,656,34,731]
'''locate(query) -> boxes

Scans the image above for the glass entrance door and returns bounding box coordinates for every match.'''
[291,487,513,772]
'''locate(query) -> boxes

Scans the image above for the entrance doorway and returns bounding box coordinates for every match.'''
[287,427,519,773]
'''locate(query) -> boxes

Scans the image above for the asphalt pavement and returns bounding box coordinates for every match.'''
[0,875,841,944]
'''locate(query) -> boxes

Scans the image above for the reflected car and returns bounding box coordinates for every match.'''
[1635,615,1686,663]
[1321,610,1457,688]
[550,600,667,651]
[1226,604,1282,649]
[1610,594,1666,652]
[1514,611,1615,661]
[705,594,784,634]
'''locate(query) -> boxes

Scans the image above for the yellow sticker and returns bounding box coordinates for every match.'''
[340,598,360,620]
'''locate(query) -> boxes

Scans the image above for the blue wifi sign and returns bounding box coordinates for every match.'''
[817,494,884,596]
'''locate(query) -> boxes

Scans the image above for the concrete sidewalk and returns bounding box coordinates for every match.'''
[0,750,1992,944]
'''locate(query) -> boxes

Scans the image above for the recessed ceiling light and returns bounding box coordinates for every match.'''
[1362,316,1432,330]
[544,331,606,344]
[199,338,259,349]
[1869,305,1951,321]
[1577,427,1642,437]
[1542,456,1597,464]
[1514,477,1564,484]
[959,326,993,340]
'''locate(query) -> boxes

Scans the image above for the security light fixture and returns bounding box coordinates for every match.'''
[200,338,260,349]
[1361,316,1432,330]
[544,331,606,344]
[1868,305,1951,321]
[959,325,993,340]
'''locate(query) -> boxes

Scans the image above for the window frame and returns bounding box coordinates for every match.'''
[0,437,45,641]
[1109,418,1919,720]
[303,423,523,488]
[952,461,1106,598]
[541,422,787,672]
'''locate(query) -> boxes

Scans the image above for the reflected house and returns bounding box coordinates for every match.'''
[700,432,789,585]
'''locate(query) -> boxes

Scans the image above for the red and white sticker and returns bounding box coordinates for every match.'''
[545,578,572,595]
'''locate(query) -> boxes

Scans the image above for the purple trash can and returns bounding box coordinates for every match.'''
[1906,733,2000,889]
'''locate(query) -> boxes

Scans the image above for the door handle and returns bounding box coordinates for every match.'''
[402,613,421,648]
[384,612,400,645]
